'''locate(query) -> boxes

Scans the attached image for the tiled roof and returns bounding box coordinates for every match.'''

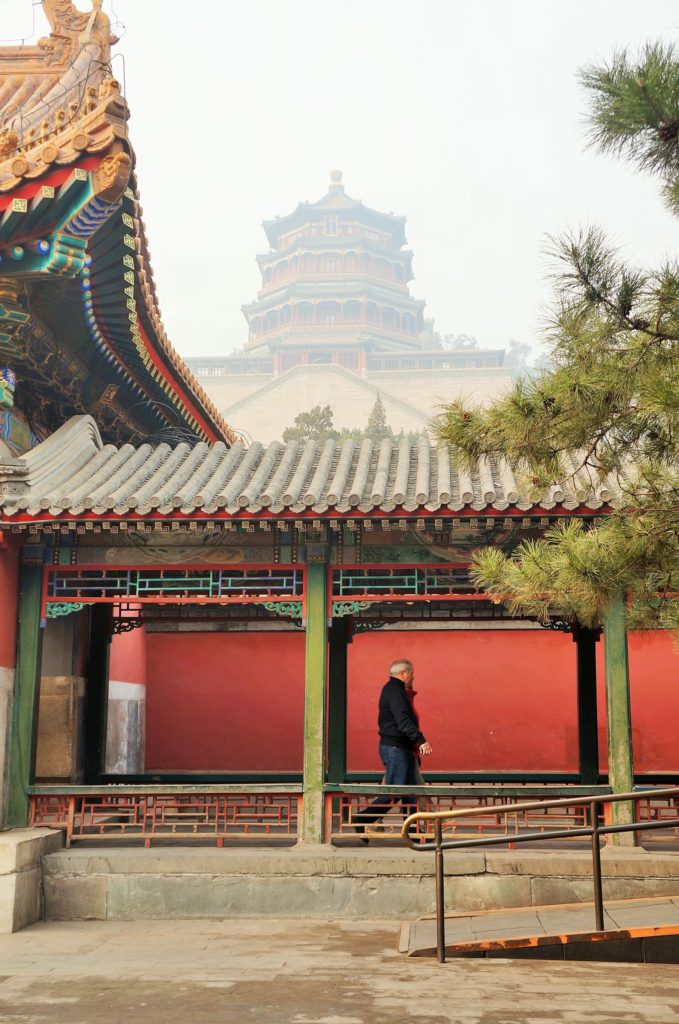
[0,416,617,519]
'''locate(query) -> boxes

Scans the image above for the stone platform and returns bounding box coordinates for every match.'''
[42,842,679,923]
[0,829,63,932]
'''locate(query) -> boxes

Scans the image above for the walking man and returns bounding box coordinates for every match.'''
[354,659,432,835]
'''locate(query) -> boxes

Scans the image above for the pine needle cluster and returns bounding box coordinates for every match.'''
[435,43,679,628]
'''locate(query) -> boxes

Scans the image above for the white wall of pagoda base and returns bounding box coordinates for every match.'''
[105,681,145,775]
[0,667,14,830]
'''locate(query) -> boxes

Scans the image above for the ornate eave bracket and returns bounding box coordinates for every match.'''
[332,600,371,618]
[46,601,93,618]
[263,601,303,621]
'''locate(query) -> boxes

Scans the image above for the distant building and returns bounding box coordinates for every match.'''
[187,173,512,441]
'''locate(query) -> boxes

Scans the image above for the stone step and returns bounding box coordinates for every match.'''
[40,843,679,923]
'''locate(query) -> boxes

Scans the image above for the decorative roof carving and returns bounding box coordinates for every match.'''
[0,3,238,448]
[0,2,126,190]
[42,0,118,53]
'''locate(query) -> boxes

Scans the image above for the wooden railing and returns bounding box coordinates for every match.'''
[29,783,679,853]
[29,786,302,847]
[324,784,612,843]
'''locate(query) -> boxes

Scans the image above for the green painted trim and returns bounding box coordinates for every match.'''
[300,562,328,842]
[604,593,635,842]
[7,564,44,826]
[29,784,304,795]
[325,783,611,797]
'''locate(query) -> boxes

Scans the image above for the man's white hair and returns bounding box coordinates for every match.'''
[389,658,413,676]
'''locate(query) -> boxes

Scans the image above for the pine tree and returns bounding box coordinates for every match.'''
[435,42,679,629]
[364,395,391,442]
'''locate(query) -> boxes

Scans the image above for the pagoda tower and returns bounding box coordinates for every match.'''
[242,171,429,375]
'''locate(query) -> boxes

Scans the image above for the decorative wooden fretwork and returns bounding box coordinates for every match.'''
[326,788,679,845]
[325,789,595,843]
[332,565,473,602]
[30,789,302,847]
[43,566,305,614]
[263,601,303,620]
[46,601,92,618]
[332,600,371,618]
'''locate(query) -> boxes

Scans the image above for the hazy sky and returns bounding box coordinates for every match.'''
[4,1,679,358]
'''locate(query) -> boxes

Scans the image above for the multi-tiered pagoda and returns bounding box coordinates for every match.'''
[188,175,512,441]
[243,170,428,374]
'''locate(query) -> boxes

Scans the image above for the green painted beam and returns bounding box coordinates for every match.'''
[300,562,328,843]
[603,593,635,844]
[0,198,28,242]
[23,185,56,232]
[51,168,90,224]
[7,563,44,827]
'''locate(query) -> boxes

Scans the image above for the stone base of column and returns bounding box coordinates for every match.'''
[105,680,145,774]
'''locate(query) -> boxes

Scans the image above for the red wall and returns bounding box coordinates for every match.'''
[348,630,679,774]
[110,624,147,686]
[144,632,306,771]
[136,627,679,776]
[347,630,580,772]
[626,631,679,773]
[0,542,18,670]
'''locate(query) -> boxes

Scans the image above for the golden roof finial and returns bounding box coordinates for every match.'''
[329,169,344,191]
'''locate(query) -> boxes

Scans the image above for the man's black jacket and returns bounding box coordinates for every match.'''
[378,676,426,750]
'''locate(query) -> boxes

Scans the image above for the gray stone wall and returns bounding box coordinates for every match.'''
[41,847,679,923]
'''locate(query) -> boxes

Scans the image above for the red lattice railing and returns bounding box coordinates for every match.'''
[324,789,679,845]
[28,786,679,847]
[30,789,302,847]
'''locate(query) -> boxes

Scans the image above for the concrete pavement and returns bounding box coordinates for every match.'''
[1,918,679,1023]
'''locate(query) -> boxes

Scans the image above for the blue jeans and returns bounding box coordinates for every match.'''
[355,743,418,825]
[380,742,419,787]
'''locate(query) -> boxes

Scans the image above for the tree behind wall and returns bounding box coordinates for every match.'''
[281,396,421,445]
[282,405,339,443]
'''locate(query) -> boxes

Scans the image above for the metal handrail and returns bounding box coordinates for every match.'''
[401,786,679,963]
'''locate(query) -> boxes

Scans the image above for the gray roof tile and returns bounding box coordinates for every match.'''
[0,416,617,518]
